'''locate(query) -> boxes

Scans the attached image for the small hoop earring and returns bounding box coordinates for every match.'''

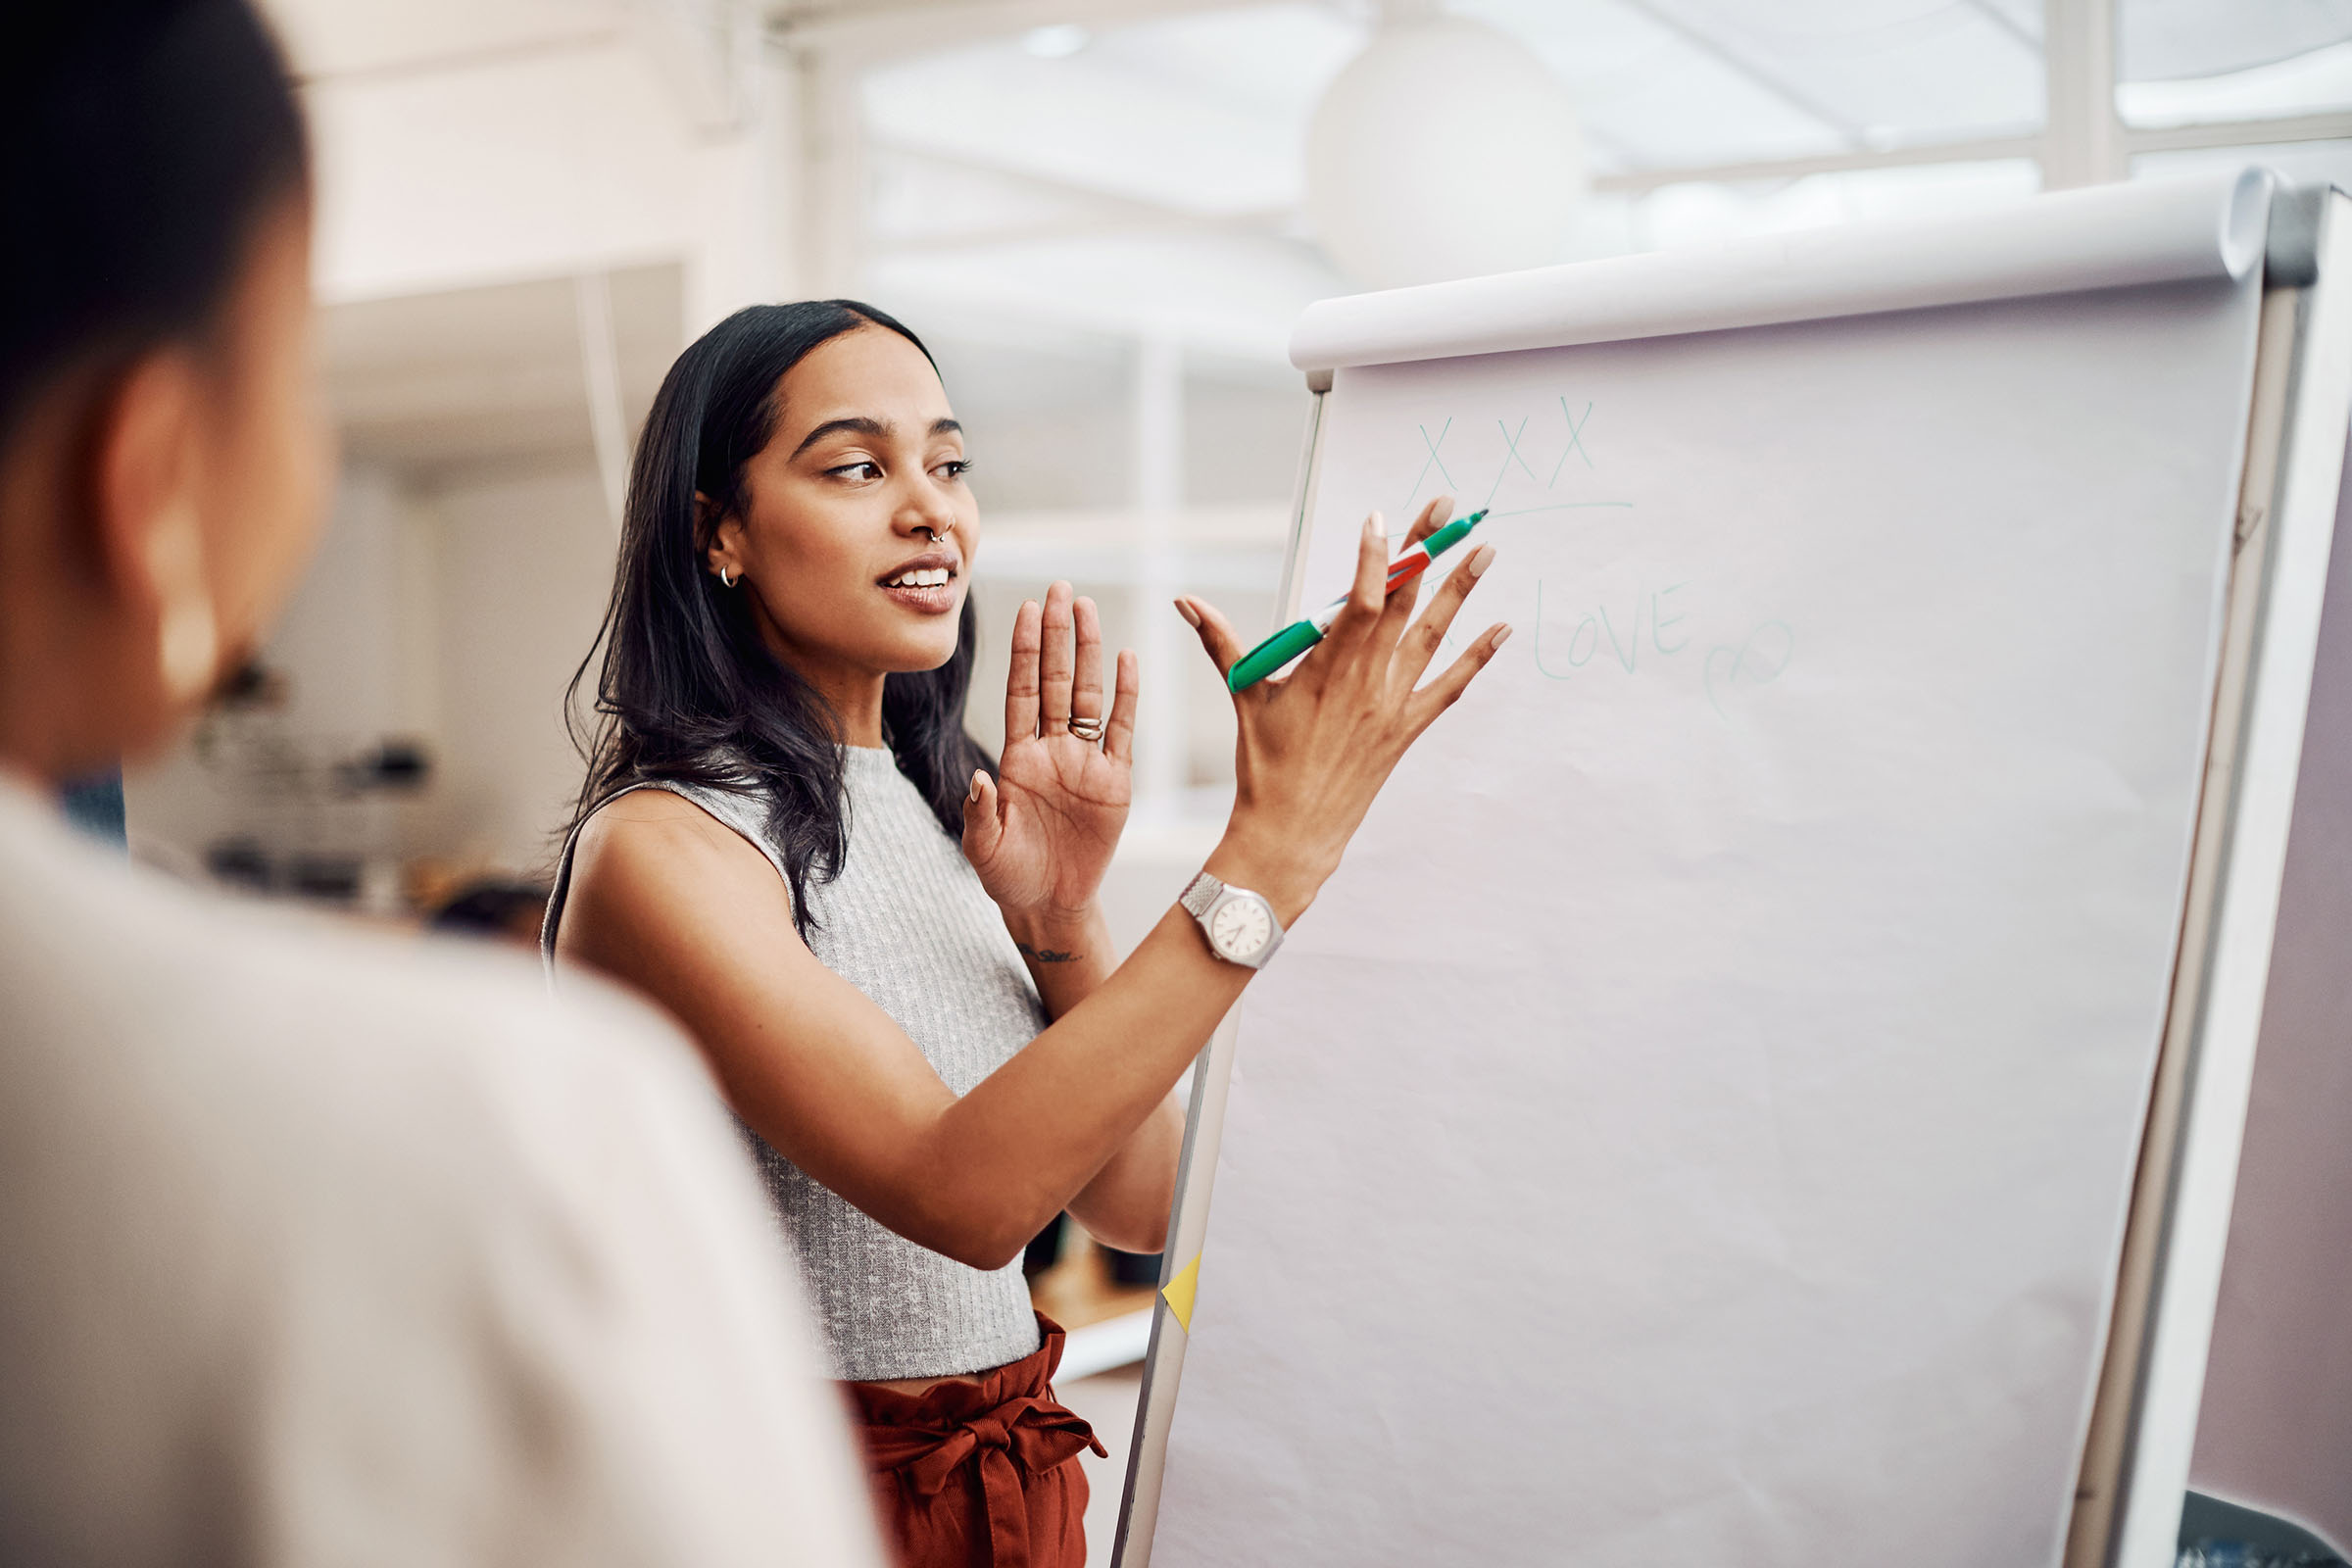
[718,565,736,588]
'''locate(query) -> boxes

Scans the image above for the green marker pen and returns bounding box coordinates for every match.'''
[1227,511,1488,692]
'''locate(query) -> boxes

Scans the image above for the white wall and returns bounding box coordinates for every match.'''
[426,466,619,872]
[268,465,439,739]
[305,36,797,327]
[310,43,688,301]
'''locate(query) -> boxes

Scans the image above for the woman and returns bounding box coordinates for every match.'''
[0,3,879,1562]
[548,300,1510,1566]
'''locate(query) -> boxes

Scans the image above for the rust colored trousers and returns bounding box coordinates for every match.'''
[847,1315,1105,1568]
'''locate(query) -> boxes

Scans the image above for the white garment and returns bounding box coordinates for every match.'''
[0,776,884,1568]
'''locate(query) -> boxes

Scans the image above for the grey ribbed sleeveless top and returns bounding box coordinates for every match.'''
[543,747,1046,1381]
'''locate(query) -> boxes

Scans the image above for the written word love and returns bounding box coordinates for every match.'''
[1534,578,1793,720]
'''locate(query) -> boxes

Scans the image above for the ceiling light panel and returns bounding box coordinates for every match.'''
[865,38,1308,217]
[1457,0,2040,166]
[2120,0,2352,81]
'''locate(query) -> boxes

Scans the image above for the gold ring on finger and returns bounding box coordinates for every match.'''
[1067,714,1104,744]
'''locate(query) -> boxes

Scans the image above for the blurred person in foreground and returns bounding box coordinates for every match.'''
[0,4,881,1564]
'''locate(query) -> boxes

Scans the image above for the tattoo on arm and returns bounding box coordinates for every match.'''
[1017,942,1082,964]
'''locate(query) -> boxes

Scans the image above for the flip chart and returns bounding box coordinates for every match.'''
[1150,173,2271,1567]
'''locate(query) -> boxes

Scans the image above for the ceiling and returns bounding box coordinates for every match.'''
[261,0,627,78]
[322,264,682,485]
[866,0,2352,226]
[264,0,2352,483]
[862,0,2352,357]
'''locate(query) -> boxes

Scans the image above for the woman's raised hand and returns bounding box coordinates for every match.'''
[963,581,1140,925]
[1179,493,1507,920]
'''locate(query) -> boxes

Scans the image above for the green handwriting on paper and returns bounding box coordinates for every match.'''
[1535,580,1692,676]
[1394,398,1793,719]
[1704,622,1795,717]
[1400,395,1632,660]
[1404,397,1630,519]
[1535,578,1794,720]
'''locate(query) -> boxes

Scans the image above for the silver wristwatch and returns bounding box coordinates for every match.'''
[1180,870,1285,969]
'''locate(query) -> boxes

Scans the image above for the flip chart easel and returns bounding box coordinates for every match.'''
[1110,173,2352,1568]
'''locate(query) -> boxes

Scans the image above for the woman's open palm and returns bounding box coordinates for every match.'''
[963,582,1140,922]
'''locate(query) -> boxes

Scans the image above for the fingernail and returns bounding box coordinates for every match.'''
[1173,598,1201,627]
[1466,544,1495,579]
[968,769,984,801]
[1492,625,1514,649]
[1364,512,1384,539]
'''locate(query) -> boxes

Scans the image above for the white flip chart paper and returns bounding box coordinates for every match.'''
[1152,267,2265,1565]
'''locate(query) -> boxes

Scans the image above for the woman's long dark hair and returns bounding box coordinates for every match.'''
[564,300,991,937]
[1,0,308,439]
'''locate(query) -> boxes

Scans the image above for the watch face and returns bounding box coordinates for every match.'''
[1209,895,1273,959]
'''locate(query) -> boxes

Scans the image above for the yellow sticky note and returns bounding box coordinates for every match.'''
[1162,1251,1200,1333]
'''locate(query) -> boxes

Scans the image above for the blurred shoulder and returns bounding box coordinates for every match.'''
[0,786,879,1565]
[0,782,745,1255]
